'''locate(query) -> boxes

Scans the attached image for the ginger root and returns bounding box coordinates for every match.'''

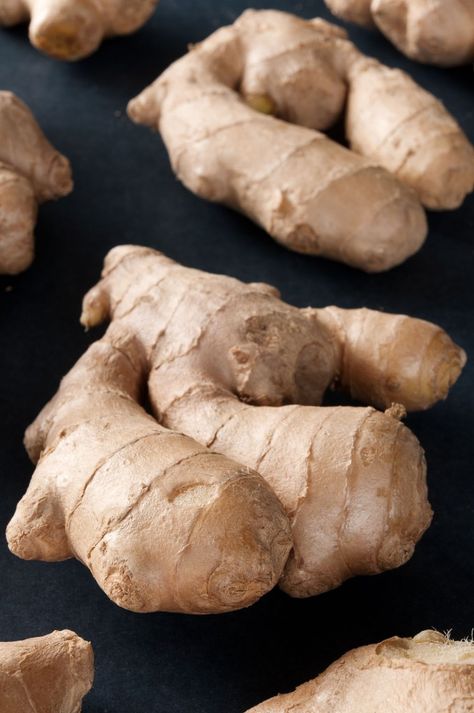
[245,630,474,712]
[9,247,466,605]
[0,630,94,713]
[325,0,474,67]
[0,0,159,61]
[78,247,466,596]
[7,327,292,614]
[128,10,474,271]
[0,91,72,274]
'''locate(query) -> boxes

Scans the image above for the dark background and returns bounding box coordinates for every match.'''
[0,1,472,711]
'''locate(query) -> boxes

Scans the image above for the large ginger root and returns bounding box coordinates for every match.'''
[7,325,292,613]
[13,246,465,601]
[0,0,159,61]
[0,630,94,712]
[0,91,72,274]
[325,0,474,67]
[245,630,474,712]
[128,11,474,271]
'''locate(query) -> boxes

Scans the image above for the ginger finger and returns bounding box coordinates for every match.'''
[0,630,93,713]
[0,0,159,61]
[245,631,474,712]
[0,91,72,274]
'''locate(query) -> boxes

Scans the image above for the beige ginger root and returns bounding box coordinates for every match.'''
[0,630,94,712]
[0,91,72,274]
[6,326,292,613]
[11,246,466,601]
[245,630,474,712]
[128,10,474,271]
[325,0,474,67]
[0,0,159,61]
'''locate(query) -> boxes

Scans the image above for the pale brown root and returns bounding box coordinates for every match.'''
[324,0,474,66]
[104,0,159,35]
[317,307,467,411]
[0,91,72,273]
[128,10,431,272]
[0,630,94,713]
[324,0,375,26]
[0,0,28,24]
[9,335,291,613]
[372,0,474,66]
[345,58,474,209]
[0,91,72,201]
[78,247,465,597]
[161,390,432,597]
[12,246,464,609]
[245,631,474,712]
[0,0,160,60]
[0,166,37,274]
[28,0,105,61]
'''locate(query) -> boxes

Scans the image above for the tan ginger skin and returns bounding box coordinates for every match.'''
[128,11,474,273]
[0,630,94,713]
[246,630,474,712]
[0,0,159,61]
[8,247,466,608]
[325,0,474,67]
[0,91,72,274]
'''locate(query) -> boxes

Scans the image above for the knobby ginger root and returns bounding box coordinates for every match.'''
[0,630,94,713]
[0,91,72,274]
[245,630,474,712]
[325,0,474,67]
[128,11,474,271]
[10,247,466,602]
[7,328,292,614]
[0,0,159,61]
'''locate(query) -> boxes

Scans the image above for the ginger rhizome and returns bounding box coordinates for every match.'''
[325,0,474,67]
[8,246,466,608]
[0,91,72,274]
[0,0,159,61]
[0,630,94,713]
[245,630,474,712]
[7,328,292,614]
[128,10,474,272]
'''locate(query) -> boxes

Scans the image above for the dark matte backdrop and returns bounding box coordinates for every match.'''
[0,2,473,711]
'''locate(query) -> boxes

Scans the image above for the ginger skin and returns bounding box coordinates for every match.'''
[325,0,474,67]
[245,630,474,712]
[0,92,72,274]
[128,10,474,271]
[0,630,94,713]
[0,0,159,61]
[9,246,465,605]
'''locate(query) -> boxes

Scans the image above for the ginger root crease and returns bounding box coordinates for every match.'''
[8,247,467,608]
[128,10,474,271]
[325,0,474,67]
[0,630,94,713]
[245,630,474,712]
[0,91,72,274]
[0,0,159,61]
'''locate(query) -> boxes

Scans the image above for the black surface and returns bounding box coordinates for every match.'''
[0,2,473,711]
